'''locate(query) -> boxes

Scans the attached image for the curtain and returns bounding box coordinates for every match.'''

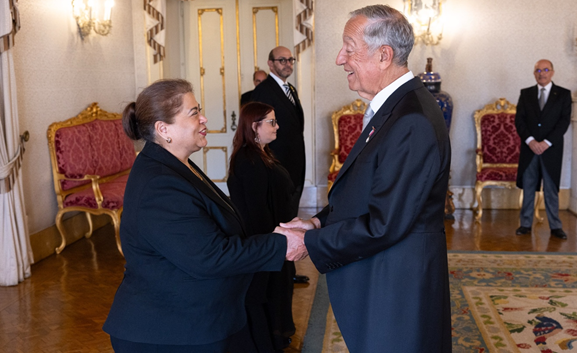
[144,0,166,64]
[0,0,32,287]
[293,0,313,58]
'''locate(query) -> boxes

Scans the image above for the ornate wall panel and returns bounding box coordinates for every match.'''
[198,8,227,133]
[252,6,278,72]
[203,147,228,182]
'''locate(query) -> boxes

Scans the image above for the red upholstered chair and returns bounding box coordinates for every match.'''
[328,99,367,191]
[472,98,542,222]
[47,103,135,255]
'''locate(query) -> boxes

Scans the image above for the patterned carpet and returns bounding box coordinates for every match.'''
[322,252,577,353]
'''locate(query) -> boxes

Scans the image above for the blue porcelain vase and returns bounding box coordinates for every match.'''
[417,58,453,132]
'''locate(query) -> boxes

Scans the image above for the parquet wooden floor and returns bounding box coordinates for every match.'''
[1,209,575,352]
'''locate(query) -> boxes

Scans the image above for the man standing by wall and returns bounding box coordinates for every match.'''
[240,70,267,106]
[515,59,572,239]
[277,5,452,352]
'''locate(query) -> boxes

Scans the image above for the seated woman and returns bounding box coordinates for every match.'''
[103,79,301,352]
[227,102,298,352]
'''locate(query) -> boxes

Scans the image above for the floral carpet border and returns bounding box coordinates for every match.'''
[323,252,577,353]
[450,252,577,353]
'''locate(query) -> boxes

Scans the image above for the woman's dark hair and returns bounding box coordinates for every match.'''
[122,79,193,142]
[229,102,278,176]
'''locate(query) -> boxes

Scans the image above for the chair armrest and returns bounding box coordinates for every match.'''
[475,149,483,173]
[84,175,104,208]
[329,149,343,174]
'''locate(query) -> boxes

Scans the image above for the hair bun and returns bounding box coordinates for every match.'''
[121,102,141,140]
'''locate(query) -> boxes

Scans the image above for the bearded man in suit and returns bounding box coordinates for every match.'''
[514,59,572,239]
[277,5,452,352]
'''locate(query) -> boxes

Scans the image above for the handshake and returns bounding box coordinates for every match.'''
[274,217,321,262]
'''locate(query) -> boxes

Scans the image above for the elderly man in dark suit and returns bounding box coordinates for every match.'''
[277,5,452,352]
[515,59,572,239]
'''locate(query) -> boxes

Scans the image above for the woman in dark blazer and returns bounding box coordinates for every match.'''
[103,79,295,352]
[227,102,298,352]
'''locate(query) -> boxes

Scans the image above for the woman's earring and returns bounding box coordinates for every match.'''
[254,134,260,143]
[166,137,172,143]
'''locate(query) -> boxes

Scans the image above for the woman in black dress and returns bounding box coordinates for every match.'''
[227,102,298,352]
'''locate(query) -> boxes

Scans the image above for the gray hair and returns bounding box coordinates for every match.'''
[350,5,414,67]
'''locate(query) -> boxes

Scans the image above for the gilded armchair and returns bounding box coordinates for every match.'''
[473,98,543,222]
[328,99,367,191]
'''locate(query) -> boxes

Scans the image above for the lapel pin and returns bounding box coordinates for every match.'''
[366,126,375,143]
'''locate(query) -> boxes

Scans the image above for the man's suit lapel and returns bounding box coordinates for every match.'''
[542,83,560,114]
[287,82,304,124]
[528,85,541,114]
[329,78,423,198]
[266,76,304,129]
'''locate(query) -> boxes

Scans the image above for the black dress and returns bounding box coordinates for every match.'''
[227,146,298,352]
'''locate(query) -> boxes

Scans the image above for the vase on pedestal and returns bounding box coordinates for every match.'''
[418,57,455,219]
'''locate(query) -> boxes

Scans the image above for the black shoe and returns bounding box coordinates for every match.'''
[515,226,531,235]
[293,275,309,283]
[551,228,567,240]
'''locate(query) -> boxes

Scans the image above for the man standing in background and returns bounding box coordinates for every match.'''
[251,46,305,211]
[240,70,267,106]
[515,59,572,239]
[250,46,309,287]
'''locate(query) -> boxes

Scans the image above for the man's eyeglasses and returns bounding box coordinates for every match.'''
[271,57,296,65]
[535,68,552,73]
[258,119,277,127]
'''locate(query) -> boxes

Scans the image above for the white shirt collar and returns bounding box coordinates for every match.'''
[269,72,288,90]
[369,71,414,116]
[538,81,552,92]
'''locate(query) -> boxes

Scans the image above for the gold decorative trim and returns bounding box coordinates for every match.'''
[202,146,229,182]
[198,8,227,134]
[252,6,279,72]
[236,0,241,107]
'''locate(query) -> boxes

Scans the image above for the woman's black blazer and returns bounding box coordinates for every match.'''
[103,142,286,346]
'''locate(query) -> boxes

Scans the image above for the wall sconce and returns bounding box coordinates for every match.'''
[72,0,114,39]
[404,0,444,45]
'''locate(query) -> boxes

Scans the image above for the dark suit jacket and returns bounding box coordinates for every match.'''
[103,142,286,346]
[305,77,452,352]
[240,89,253,106]
[250,75,305,193]
[515,83,571,191]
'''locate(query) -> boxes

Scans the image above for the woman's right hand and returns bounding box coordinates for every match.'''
[274,226,308,261]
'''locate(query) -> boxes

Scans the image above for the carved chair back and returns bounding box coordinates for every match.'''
[328,99,367,191]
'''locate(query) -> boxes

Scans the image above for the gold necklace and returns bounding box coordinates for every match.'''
[186,162,204,181]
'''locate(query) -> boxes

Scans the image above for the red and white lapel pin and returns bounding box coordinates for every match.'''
[366,126,375,143]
